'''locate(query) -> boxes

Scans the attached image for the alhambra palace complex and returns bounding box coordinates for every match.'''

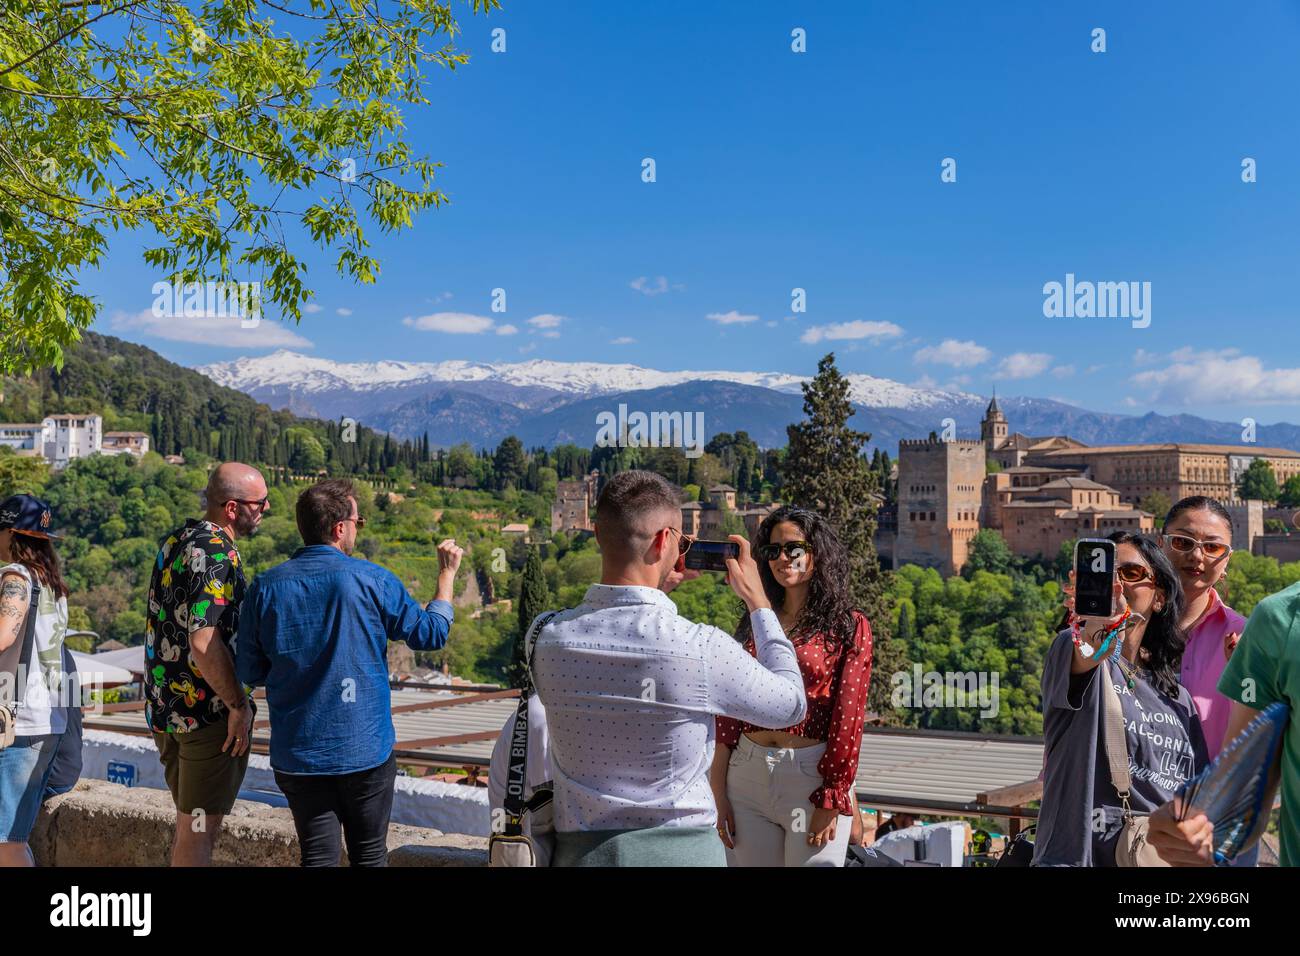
[890,396,1300,575]
[546,395,1300,578]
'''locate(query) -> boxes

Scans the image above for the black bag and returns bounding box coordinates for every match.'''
[995,825,1037,867]
[845,844,904,867]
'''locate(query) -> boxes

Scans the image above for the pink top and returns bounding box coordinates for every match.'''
[1180,587,1246,755]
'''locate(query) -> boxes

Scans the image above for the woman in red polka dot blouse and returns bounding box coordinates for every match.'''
[711,506,873,867]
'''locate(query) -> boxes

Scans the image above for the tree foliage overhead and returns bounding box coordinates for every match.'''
[0,0,498,374]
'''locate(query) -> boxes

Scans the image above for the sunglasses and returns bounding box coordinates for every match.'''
[226,496,269,511]
[663,527,693,555]
[342,515,367,529]
[757,541,812,562]
[1164,532,1231,561]
[1116,563,1154,585]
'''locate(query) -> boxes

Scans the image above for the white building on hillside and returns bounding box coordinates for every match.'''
[41,414,102,468]
[0,423,47,456]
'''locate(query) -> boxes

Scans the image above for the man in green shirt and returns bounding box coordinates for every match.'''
[1149,580,1299,866]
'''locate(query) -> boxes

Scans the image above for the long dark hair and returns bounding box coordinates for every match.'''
[734,505,859,649]
[1107,530,1185,699]
[6,532,68,600]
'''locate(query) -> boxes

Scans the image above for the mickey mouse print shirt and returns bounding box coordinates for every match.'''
[145,519,247,734]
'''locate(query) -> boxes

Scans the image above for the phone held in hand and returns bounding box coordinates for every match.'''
[1074,537,1116,619]
[683,539,740,573]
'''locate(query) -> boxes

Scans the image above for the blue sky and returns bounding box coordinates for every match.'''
[93,0,1300,424]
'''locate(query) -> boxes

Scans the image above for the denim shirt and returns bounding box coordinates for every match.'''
[235,545,453,775]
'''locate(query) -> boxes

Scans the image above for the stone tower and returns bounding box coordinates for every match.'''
[895,436,986,575]
[981,390,1008,454]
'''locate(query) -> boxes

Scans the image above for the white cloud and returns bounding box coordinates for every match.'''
[1132,349,1300,405]
[528,314,566,330]
[706,310,759,325]
[303,303,323,315]
[610,336,636,345]
[496,324,519,336]
[402,312,496,334]
[914,339,991,367]
[996,352,1053,379]
[1050,365,1076,377]
[800,320,904,345]
[110,309,313,348]
[336,307,352,317]
[629,276,683,296]
[541,330,560,339]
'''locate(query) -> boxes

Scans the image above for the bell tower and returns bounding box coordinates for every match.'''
[981,389,1008,453]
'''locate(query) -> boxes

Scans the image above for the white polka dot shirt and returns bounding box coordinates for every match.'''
[532,584,807,831]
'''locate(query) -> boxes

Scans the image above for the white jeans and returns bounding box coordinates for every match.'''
[723,734,851,867]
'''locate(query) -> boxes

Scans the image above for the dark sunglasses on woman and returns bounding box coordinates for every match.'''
[1116,562,1154,584]
[757,541,812,562]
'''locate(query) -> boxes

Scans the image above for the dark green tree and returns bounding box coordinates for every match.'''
[509,545,551,689]
[964,529,1014,577]
[1279,474,1300,509]
[494,435,527,491]
[1238,459,1280,503]
[779,352,904,718]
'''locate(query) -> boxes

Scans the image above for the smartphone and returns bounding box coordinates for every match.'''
[1074,538,1116,618]
[684,540,740,573]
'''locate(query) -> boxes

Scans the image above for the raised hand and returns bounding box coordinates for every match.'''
[436,538,464,576]
[723,535,769,612]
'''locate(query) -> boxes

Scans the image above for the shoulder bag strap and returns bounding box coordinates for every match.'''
[1099,660,1133,807]
[502,610,561,832]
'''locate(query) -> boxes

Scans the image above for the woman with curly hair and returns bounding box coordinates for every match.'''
[710,505,873,867]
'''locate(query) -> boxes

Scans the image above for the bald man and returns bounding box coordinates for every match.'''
[145,462,268,865]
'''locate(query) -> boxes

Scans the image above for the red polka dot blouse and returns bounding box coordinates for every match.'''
[717,611,873,814]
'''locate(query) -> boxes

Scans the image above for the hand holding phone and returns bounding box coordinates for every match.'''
[721,535,769,613]
[1073,538,1116,619]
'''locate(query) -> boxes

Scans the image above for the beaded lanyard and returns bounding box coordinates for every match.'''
[1071,607,1132,661]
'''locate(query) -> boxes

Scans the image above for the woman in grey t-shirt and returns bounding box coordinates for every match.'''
[1034,532,1209,867]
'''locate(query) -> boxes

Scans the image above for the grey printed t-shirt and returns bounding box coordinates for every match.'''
[1034,630,1208,867]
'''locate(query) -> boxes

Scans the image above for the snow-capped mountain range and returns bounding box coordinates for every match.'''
[195,350,1300,454]
[198,350,976,411]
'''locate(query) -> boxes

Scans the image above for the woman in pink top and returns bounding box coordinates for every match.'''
[1159,496,1245,756]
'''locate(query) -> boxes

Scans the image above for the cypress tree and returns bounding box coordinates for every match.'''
[509,544,550,689]
[780,352,907,720]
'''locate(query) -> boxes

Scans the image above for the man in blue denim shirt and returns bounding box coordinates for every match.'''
[236,478,462,866]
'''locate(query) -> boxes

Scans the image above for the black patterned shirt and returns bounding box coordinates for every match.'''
[144,519,247,733]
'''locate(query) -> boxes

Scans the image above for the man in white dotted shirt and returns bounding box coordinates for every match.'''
[532,470,807,866]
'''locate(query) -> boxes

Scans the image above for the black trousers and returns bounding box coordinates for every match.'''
[274,752,397,867]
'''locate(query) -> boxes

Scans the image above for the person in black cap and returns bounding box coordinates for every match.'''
[0,494,71,867]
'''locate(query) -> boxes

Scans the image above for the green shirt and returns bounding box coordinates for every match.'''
[1218,582,1300,867]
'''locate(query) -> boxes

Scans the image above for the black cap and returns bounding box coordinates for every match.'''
[0,494,62,539]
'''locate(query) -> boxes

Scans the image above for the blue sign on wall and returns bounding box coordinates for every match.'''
[107,761,136,787]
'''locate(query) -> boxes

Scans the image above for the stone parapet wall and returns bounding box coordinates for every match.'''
[32,780,487,867]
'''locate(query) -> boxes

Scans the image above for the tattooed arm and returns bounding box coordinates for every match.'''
[0,572,31,653]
